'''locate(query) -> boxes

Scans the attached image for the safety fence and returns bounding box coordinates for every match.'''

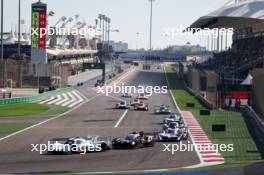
[0,87,73,106]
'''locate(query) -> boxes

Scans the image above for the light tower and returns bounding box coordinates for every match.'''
[148,0,155,51]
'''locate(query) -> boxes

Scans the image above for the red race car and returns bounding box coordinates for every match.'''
[134,103,149,111]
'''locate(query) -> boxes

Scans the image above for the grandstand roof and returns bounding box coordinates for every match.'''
[189,0,264,30]
[47,49,97,56]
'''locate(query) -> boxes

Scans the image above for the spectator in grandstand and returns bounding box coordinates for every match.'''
[228,98,232,109]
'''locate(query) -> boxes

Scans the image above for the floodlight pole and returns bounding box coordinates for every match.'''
[1,0,3,88]
[18,0,21,56]
[1,0,3,61]
[102,15,105,42]
[149,0,155,51]
[136,32,140,51]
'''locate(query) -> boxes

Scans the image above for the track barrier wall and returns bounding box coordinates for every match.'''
[0,87,73,106]
[242,106,264,149]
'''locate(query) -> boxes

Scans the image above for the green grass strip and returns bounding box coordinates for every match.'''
[165,66,263,164]
[0,103,49,117]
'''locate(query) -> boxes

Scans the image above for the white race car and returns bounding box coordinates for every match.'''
[158,128,188,141]
[163,113,183,125]
[116,101,130,109]
[163,121,179,131]
[122,93,132,98]
[137,93,149,100]
[48,136,111,154]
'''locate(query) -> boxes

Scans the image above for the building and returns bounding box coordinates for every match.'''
[171,44,206,53]
[108,41,128,52]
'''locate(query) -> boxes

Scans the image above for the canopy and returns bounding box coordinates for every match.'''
[241,74,253,85]
[189,0,264,30]
[47,49,97,56]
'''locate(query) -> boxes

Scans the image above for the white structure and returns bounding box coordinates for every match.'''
[190,0,264,30]
[172,45,206,52]
[208,0,264,19]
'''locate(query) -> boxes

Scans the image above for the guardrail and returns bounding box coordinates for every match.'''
[183,81,213,109]
[0,87,73,106]
[242,106,264,149]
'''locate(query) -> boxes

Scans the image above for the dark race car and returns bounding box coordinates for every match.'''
[112,132,155,149]
[95,80,104,87]
[77,82,84,86]
[154,105,171,114]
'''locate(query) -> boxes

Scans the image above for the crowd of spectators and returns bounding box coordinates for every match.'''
[199,33,264,77]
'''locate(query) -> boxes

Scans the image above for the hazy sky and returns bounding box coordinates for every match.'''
[3,0,229,49]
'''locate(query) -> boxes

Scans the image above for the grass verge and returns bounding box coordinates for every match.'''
[0,103,49,117]
[0,103,69,117]
[39,105,69,116]
[0,122,34,134]
[165,66,263,166]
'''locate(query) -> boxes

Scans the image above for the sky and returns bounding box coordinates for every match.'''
[2,0,230,50]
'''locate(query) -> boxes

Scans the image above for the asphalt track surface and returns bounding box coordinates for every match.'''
[0,67,199,174]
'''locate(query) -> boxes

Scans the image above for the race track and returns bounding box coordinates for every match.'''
[0,67,199,174]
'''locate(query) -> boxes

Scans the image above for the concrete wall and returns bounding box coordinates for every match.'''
[252,68,264,118]
[46,64,70,87]
[186,68,218,109]
[179,62,187,79]
[204,71,219,109]
[0,60,28,88]
[187,68,200,94]
[0,61,70,88]
[11,88,39,97]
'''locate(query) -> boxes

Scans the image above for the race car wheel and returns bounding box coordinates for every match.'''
[100,143,107,152]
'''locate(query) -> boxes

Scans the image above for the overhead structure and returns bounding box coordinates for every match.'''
[60,17,73,28]
[189,0,264,31]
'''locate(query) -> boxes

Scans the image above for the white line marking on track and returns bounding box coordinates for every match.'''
[114,109,128,128]
[55,93,69,105]
[61,91,76,107]
[39,96,55,104]
[68,91,84,108]
[0,94,99,142]
[47,95,62,105]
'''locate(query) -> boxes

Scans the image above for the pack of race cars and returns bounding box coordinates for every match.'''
[47,92,189,155]
[115,93,149,111]
[115,93,189,143]
[48,132,155,154]
[158,113,188,142]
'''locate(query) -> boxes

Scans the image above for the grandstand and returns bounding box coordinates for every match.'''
[185,0,264,116]
[190,0,264,82]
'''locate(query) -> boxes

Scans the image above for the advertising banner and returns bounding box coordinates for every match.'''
[31,2,47,49]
